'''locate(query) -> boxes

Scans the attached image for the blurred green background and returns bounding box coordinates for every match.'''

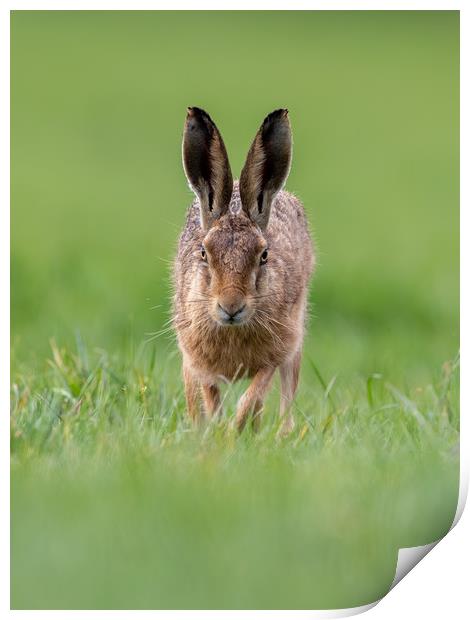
[11,10,459,378]
[11,10,459,610]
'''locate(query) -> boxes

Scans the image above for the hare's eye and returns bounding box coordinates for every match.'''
[260,249,268,265]
[201,246,207,261]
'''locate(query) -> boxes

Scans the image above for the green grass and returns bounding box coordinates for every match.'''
[11,341,459,609]
[10,10,459,609]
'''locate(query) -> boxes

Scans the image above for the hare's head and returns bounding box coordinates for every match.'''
[182,107,292,326]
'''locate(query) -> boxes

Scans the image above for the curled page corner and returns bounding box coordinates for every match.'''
[325,467,468,618]
[390,541,439,590]
[388,464,468,594]
[313,601,378,618]
[450,467,468,529]
[278,468,467,618]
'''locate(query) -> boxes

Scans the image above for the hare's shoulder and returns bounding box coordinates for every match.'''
[272,189,307,219]
[268,190,310,237]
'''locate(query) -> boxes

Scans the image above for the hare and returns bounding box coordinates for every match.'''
[173,107,314,434]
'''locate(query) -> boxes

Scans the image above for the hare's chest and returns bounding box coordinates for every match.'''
[180,323,285,382]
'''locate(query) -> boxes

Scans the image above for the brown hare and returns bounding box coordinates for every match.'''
[173,107,314,434]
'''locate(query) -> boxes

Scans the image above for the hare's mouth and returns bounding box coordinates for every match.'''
[219,316,245,327]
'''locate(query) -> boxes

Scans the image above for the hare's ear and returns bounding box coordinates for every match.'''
[239,109,292,230]
[182,107,233,231]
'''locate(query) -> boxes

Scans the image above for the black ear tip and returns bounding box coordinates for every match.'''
[185,107,217,136]
[262,108,290,127]
[260,109,291,143]
[187,106,211,120]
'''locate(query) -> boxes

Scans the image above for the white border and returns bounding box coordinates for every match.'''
[4,2,466,617]
[3,1,11,618]
[2,2,466,10]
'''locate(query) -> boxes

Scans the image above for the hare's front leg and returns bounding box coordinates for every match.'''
[235,367,276,432]
[251,399,264,433]
[183,362,201,423]
[201,383,222,418]
[278,349,302,436]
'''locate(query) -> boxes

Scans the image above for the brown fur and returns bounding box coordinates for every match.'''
[174,108,315,434]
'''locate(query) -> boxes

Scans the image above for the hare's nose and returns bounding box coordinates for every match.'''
[218,303,246,320]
